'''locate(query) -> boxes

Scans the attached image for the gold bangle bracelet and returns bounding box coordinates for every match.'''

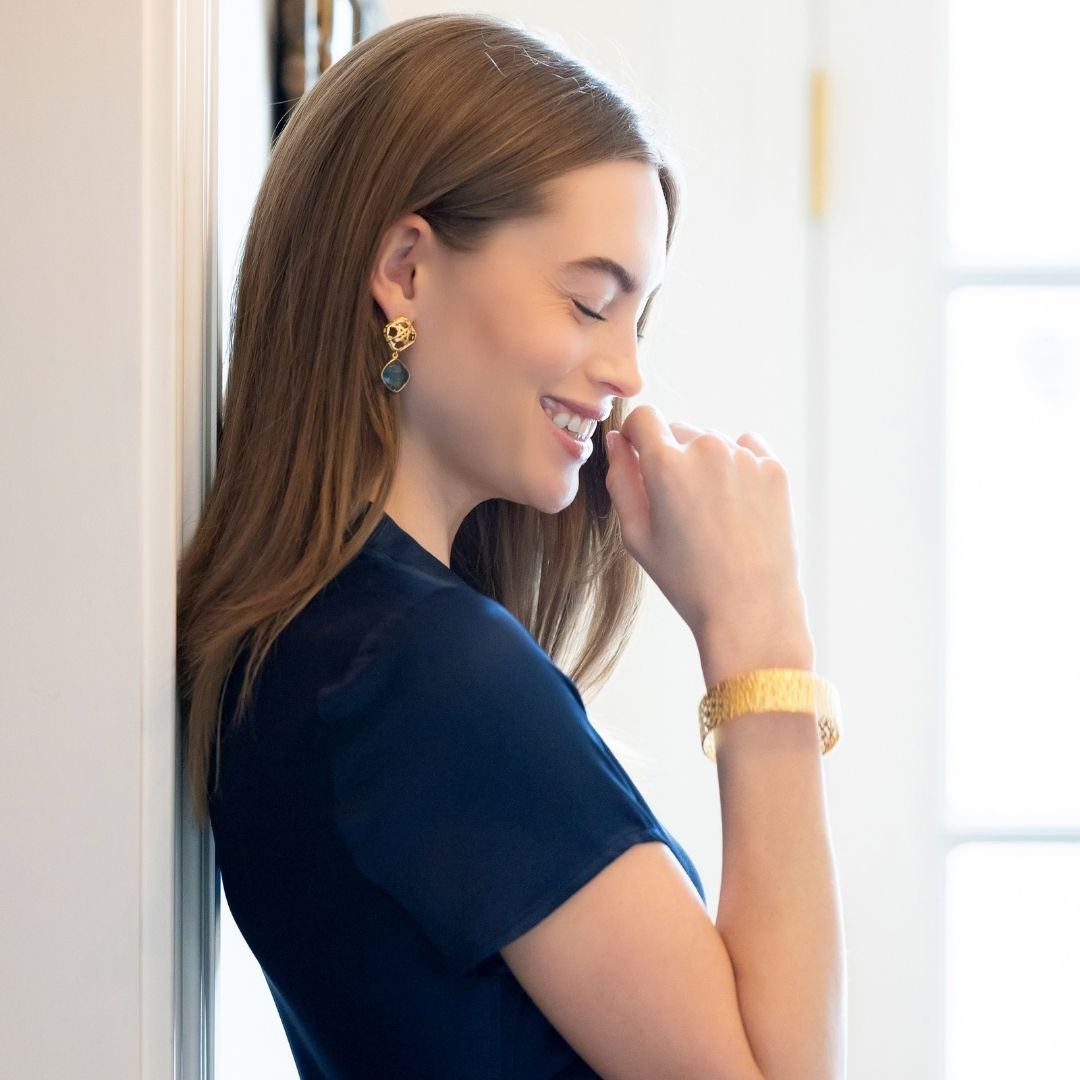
[698,667,841,761]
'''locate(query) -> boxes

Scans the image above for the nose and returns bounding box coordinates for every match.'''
[595,333,646,401]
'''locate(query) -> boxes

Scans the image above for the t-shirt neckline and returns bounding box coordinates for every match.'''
[356,506,466,586]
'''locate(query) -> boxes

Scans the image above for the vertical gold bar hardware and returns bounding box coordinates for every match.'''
[809,69,829,220]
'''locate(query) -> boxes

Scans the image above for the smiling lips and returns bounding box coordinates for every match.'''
[540,396,598,442]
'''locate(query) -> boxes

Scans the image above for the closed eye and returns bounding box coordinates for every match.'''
[573,299,646,343]
[573,299,604,321]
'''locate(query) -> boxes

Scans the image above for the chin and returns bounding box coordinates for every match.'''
[529,479,581,517]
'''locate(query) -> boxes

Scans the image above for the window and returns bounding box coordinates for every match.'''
[943,2,1080,1075]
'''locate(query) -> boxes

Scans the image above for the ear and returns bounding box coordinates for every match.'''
[368,212,432,325]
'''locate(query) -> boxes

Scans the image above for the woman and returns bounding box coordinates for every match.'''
[177,12,845,1079]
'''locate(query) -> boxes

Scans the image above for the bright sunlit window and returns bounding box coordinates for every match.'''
[943,2,1080,1076]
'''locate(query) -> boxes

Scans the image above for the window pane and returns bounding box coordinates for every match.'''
[946,843,1080,1079]
[945,286,1080,826]
[948,0,1080,263]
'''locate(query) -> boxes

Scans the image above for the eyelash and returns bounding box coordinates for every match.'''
[572,299,646,343]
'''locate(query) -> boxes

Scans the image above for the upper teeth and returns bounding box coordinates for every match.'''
[541,396,597,439]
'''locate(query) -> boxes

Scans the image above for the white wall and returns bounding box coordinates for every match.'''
[822,0,946,1072]
[0,0,180,1076]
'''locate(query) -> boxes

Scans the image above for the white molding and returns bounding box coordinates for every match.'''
[941,826,1080,845]
[822,0,949,1076]
[142,0,184,1074]
[174,0,220,1077]
[942,265,1080,288]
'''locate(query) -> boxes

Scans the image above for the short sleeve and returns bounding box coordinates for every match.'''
[318,586,690,975]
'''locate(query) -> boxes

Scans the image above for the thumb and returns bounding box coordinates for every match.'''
[604,430,650,552]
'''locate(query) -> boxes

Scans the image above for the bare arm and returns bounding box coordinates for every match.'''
[702,644,848,1080]
[499,638,847,1079]
[501,412,847,1075]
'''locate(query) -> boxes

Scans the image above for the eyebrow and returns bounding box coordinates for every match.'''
[560,256,661,299]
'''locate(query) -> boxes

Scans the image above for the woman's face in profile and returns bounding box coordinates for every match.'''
[370,158,667,517]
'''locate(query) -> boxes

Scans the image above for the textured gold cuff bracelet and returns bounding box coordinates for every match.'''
[699,668,841,761]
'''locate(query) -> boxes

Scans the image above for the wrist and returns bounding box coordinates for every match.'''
[695,625,816,689]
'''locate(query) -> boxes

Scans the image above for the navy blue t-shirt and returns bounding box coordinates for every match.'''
[208,510,706,1078]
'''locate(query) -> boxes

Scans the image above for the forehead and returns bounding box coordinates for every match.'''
[503,161,668,293]
[542,159,666,224]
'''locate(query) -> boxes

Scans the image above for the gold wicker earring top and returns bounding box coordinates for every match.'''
[384,316,416,353]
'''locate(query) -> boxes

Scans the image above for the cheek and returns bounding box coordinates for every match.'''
[432,270,581,395]
[477,305,573,388]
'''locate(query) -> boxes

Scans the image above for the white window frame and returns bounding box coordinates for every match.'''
[177,0,222,1076]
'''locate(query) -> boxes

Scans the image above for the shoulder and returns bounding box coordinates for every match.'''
[314,564,582,725]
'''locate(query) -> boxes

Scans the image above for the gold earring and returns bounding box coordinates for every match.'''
[381,316,416,393]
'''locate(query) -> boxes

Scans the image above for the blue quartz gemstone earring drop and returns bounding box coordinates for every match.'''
[380,315,416,393]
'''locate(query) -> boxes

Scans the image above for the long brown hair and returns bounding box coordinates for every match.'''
[177,12,682,826]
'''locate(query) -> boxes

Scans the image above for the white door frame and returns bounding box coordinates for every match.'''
[175,0,221,1077]
[821,0,948,1075]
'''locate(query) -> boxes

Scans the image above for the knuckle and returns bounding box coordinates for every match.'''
[698,430,733,453]
[761,456,789,481]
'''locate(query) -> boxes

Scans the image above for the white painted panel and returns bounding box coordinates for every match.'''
[0,0,182,1076]
[822,0,947,1075]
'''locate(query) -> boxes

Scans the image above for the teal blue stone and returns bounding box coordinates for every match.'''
[381,360,409,392]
